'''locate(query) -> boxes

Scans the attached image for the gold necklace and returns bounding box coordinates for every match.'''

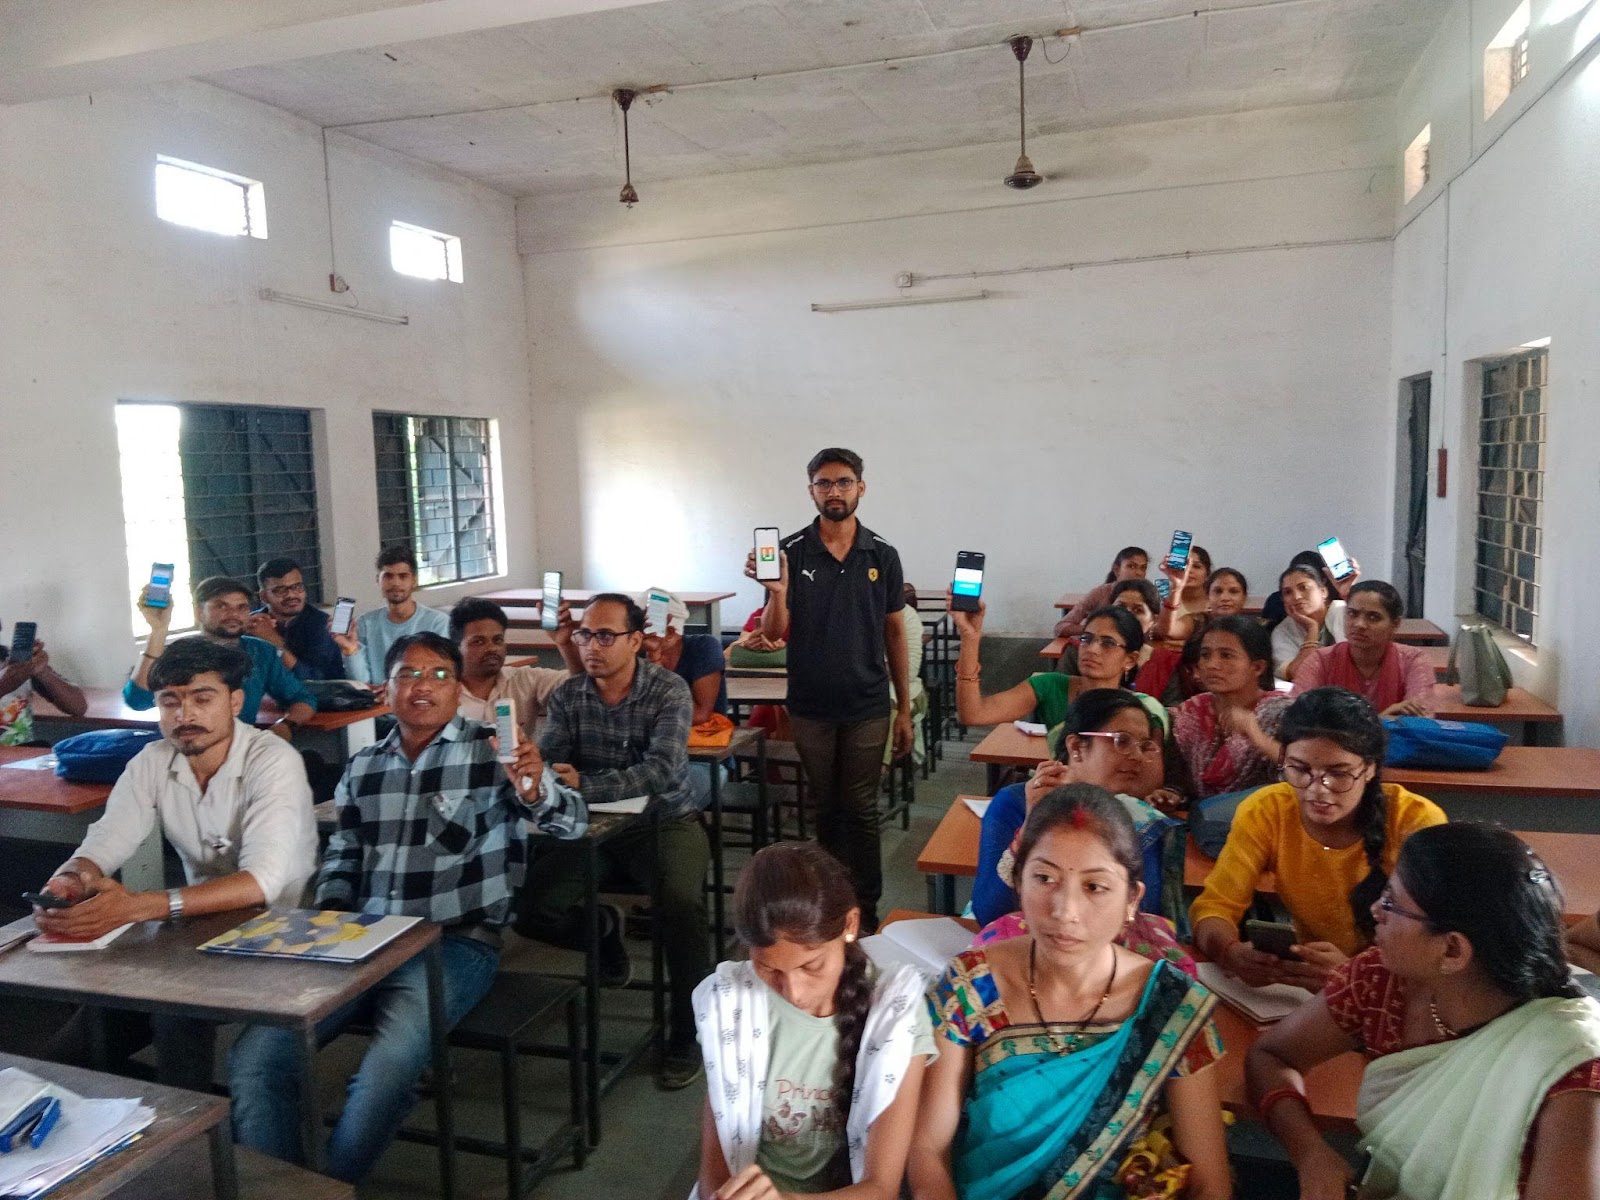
[1428,997,1459,1040]
[1027,940,1117,1053]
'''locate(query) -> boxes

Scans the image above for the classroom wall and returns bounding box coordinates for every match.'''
[518,99,1398,635]
[0,79,534,688]
[1390,0,1600,742]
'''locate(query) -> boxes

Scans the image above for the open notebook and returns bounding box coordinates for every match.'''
[860,917,974,982]
[1196,961,1309,1023]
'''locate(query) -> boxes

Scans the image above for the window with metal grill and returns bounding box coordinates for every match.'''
[1473,347,1546,642]
[372,413,499,586]
[114,402,323,630]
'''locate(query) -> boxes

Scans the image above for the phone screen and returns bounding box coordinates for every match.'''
[493,698,518,762]
[1166,530,1193,572]
[330,598,356,637]
[146,562,175,609]
[645,589,672,637]
[9,622,36,665]
[541,571,563,632]
[1317,536,1356,581]
[1154,578,1172,602]
[754,528,782,582]
[950,551,985,613]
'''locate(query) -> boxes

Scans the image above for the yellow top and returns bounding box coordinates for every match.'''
[1189,782,1447,957]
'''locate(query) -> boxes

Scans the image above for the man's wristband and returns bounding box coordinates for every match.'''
[166,888,185,921]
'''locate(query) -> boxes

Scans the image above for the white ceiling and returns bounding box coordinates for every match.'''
[202,0,1452,197]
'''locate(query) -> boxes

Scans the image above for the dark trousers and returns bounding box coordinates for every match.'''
[518,817,710,1048]
[789,713,892,926]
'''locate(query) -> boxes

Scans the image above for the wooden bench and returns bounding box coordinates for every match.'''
[916,796,987,913]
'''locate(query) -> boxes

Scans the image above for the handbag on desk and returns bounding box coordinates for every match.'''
[53,729,162,783]
[1448,624,1512,707]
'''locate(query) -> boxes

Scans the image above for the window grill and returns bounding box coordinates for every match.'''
[372,412,498,586]
[1473,348,1546,641]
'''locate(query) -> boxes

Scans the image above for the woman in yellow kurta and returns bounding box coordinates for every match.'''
[1191,686,1445,992]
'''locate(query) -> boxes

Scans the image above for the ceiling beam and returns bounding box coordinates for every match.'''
[0,0,669,106]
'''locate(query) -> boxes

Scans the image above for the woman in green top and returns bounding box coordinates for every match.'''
[695,844,936,1199]
[954,603,1145,731]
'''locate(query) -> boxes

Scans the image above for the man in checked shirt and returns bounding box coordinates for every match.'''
[228,631,585,1182]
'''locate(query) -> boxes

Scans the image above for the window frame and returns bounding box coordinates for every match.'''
[154,155,268,239]
[1471,348,1546,645]
[389,220,464,283]
[372,411,500,587]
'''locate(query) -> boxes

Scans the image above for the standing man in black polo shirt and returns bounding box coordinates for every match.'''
[745,447,912,931]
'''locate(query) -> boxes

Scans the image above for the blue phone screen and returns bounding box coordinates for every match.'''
[952,567,983,598]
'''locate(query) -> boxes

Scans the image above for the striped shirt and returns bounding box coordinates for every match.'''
[316,714,586,927]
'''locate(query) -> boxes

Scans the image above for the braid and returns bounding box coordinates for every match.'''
[830,941,874,1125]
[1348,780,1389,938]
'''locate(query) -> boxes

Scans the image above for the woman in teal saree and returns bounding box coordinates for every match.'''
[911,784,1231,1200]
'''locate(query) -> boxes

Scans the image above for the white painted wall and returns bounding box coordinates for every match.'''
[0,78,535,687]
[520,100,1397,636]
[1390,0,1600,743]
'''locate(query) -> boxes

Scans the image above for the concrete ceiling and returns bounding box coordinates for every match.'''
[201,0,1451,196]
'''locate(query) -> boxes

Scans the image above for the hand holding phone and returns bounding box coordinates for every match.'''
[1317,537,1357,583]
[330,597,357,637]
[540,572,563,632]
[644,589,672,637]
[22,891,73,910]
[1165,530,1193,573]
[145,562,175,609]
[753,528,782,582]
[1244,919,1300,960]
[493,698,518,763]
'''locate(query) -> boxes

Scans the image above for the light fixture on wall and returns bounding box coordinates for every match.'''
[1003,36,1042,189]
[614,88,640,207]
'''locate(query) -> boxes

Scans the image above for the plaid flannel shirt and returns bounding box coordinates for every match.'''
[316,714,586,927]
[539,660,698,818]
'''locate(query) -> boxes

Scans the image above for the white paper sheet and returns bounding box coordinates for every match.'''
[1196,961,1308,1023]
[588,795,650,815]
[962,797,991,819]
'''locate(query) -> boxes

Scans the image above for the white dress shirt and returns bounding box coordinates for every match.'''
[457,665,570,744]
[70,720,317,907]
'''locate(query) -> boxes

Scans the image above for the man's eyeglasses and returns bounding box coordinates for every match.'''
[390,667,455,683]
[1077,730,1162,757]
[266,582,306,596]
[1375,887,1431,924]
[809,478,859,494]
[572,629,630,647]
[1074,633,1128,652]
[1280,762,1365,793]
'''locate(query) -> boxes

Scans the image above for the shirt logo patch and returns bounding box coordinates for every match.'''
[801,568,817,582]
[868,567,879,582]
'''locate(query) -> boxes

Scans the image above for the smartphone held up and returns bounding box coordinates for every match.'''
[950,552,985,613]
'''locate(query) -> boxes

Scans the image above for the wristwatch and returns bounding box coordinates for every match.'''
[166,888,184,921]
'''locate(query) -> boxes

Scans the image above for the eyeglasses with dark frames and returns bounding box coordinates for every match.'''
[1280,761,1365,794]
[572,628,630,647]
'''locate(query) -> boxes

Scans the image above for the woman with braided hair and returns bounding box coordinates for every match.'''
[694,843,935,1200]
[1190,687,1446,992]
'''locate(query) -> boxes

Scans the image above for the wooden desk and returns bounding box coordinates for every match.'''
[1386,746,1600,801]
[1055,592,1266,616]
[0,1052,238,1200]
[473,588,736,634]
[0,747,161,890]
[1208,1005,1362,1129]
[1394,618,1447,646]
[969,726,1050,791]
[727,674,787,722]
[1040,637,1066,662]
[916,797,986,913]
[1423,644,1449,680]
[881,909,978,934]
[0,910,453,1195]
[1431,684,1561,743]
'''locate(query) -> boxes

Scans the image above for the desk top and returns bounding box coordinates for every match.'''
[1394,618,1448,646]
[727,676,788,704]
[0,1051,231,1200]
[1386,746,1600,798]
[0,909,440,1027]
[473,588,736,608]
[687,726,766,763]
[969,725,1050,768]
[0,747,114,815]
[1039,638,1067,662]
[1431,684,1560,724]
[916,797,986,877]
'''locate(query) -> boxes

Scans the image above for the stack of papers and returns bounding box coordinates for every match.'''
[588,795,650,815]
[1196,962,1309,1023]
[1013,721,1047,736]
[860,917,974,981]
[0,1069,153,1200]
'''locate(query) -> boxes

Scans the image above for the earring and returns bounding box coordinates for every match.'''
[844,934,855,943]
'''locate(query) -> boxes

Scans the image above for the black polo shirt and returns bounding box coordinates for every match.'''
[782,518,905,724]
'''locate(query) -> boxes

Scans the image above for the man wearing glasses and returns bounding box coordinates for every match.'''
[744,447,912,934]
[229,631,584,1182]
[247,557,345,681]
[518,594,705,1090]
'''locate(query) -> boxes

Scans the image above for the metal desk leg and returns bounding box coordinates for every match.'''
[757,734,770,849]
[651,814,665,1056]
[583,841,601,1146]
[925,875,937,914]
[706,600,722,639]
[298,1024,322,1171]
[986,763,1001,794]
[208,1120,240,1200]
[941,874,956,916]
[710,765,726,962]
[426,942,456,1200]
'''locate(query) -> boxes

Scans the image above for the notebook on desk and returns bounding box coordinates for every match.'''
[27,924,134,953]
[198,909,420,963]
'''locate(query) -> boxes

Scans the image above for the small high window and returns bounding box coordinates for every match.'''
[1403,125,1432,203]
[1483,0,1531,119]
[390,221,463,283]
[155,155,267,238]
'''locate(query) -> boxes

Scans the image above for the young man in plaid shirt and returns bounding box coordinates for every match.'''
[228,631,585,1182]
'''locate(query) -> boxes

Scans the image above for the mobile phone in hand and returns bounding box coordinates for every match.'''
[1316,536,1357,582]
[329,597,356,637]
[950,551,985,613]
[22,891,73,910]
[540,571,563,632]
[8,622,36,665]
[1244,919,1299,960]
[145,562,175,609]
[1166,530,1193,573]
[753,528,782,582]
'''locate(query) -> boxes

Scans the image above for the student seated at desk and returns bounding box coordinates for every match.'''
[1191,687,1445,991]
[642,590,728,724]
[517,593,709,1091]
[0,628,86,743]
[1151,565,1250,648]
[1247,824,1600,1200]
[694,843,934,1200]
[1292,580,1436,717]
[247,557,343,682]
[1272,559,1359,682]
[229,632,584,1183]
[451,596,581,741]
[1172,616,1291,800]
[33,638,317,1089]
[955,602,1146,732]
[1051,545,1149,639]
[127,576,316,737]
[911,786,1232,1200]
[334,545,450,685]
[1052,579,1160,678]
[1258,548,1322,628]
[1149,545,1212,647]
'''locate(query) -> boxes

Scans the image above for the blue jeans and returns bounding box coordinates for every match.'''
[228,933,499,1182]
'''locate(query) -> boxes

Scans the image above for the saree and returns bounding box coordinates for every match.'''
[954,960,1217,1200]
[1355,994,1600,1200]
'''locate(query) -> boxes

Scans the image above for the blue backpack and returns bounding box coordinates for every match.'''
[1382,716,1508,771]
[53,729,162,783]
[1189,787,1259,859]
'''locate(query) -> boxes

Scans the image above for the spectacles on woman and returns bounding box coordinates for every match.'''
[1077,730,1162,757]
[1375,886,1431,924]
[572,628,628,647]
[1280,761,1365,793]
[1074,633,1127,652]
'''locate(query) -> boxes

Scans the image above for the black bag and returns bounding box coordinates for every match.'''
[301,680,382,713]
